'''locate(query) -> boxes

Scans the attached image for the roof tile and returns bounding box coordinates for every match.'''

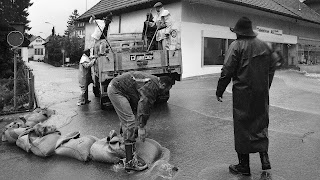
[78,0,320,24]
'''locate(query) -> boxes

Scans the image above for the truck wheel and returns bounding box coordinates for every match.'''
[155,91,170,104]
[93,85,100,97]
[100,96,113,110]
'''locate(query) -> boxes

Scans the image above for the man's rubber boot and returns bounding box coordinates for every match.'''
[124,143,148,172]
[229,153,251,176]
[259,152,271,170]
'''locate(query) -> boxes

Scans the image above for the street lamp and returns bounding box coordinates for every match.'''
[45,22,55,36]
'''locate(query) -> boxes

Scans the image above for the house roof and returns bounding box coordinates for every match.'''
[77,0,320,25]
[77,0,175,21]
[29,35,45,43]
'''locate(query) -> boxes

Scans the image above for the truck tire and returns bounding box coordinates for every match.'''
[155,91,170,104]
[100,96,107,110]
[93,85,100,97]
[100,96,113,110]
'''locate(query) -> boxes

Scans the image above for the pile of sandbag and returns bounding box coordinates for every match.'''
[2,121,127,163]
[1,110,178,177]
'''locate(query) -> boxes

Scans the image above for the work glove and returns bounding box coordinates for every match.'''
[138,114,149,128]
[216,94,223,102]
[138,127,146,142]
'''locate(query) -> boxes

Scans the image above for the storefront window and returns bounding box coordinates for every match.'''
[203,37,233,66]
[298,43,320,65]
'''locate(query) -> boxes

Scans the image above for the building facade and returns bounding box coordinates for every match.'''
[73,21,85,38]
[78,0,320,78]
[28,36,45,61]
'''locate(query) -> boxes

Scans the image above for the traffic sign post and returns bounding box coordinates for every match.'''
[7,31,24,47]
[7,30,24,109]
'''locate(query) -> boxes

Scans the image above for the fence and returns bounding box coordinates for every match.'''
[0,62,38,115]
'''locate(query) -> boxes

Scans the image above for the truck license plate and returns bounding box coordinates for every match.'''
[130,53,153,61]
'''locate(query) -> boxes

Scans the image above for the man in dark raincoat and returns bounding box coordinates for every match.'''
[216,17,282,176]
[107,71,174,171]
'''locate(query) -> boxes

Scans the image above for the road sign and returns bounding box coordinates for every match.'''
[7,31,24,47]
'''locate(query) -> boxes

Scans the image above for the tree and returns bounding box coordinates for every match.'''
[63,9,84,64]
[0,0,33,78]
[64,9,80,37]
[0,0,33,31]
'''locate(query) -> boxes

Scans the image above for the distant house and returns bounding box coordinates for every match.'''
[77,0,320,78]
[73,21,85,38]
[28,36,45,61]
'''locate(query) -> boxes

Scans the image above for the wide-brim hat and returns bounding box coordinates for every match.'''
[103,12,113,21]
[154,2,163,8]
[230,17,257,37]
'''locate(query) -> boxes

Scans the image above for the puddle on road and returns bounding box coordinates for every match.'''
[111,159,180,180]
[198,164,286,180]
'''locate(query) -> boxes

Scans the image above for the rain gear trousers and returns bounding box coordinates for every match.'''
[78,54,95,104]
[216,37,278,154]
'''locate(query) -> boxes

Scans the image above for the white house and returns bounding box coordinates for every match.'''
[28,36,45,61]
[77,0,320,78]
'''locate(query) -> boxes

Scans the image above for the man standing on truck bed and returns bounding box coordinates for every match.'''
[107,71,174,171]
[142,12,158,50]
[153,2,172,50]
[88,12,112,56]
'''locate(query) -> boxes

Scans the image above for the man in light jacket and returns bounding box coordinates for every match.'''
[153,2,172,50]
[88,13,112,56]
[77,49,96,106]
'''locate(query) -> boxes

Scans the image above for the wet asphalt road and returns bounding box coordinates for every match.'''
[1,61,320,180]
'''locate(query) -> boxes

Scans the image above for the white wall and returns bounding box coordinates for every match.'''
[28,37,45,60]
[21,47,28,62]
[119,2,182,33]
[181,22,236,78]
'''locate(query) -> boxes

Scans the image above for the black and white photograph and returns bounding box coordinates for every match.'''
[1,0,320,179]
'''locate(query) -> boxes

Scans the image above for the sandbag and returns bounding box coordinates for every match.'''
[22,108,54,127]
[135,138,164,165]
[4,119,26,129]
[2,127,28,143]
[16,123,61,157]
[55,131,81,149]
[90,137,125,163]
[16,134,31,152]
[55,135,98,162]
[29,132,61,157]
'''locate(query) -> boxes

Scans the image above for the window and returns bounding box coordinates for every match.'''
[35,48,43,55]
[203,37,234,66]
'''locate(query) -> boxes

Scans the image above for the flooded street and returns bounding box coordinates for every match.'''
[1,62,320,180]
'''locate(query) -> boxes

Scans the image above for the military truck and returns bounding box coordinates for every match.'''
[91,31,182,109]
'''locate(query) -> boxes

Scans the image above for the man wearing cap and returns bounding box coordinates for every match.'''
[153,2,172,50]
[107,71,174,171]
[77,49,96,106]
[216,17,282,176]
[88,13,113,56]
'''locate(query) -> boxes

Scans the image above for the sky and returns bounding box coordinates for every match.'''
[28,0,101,38]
